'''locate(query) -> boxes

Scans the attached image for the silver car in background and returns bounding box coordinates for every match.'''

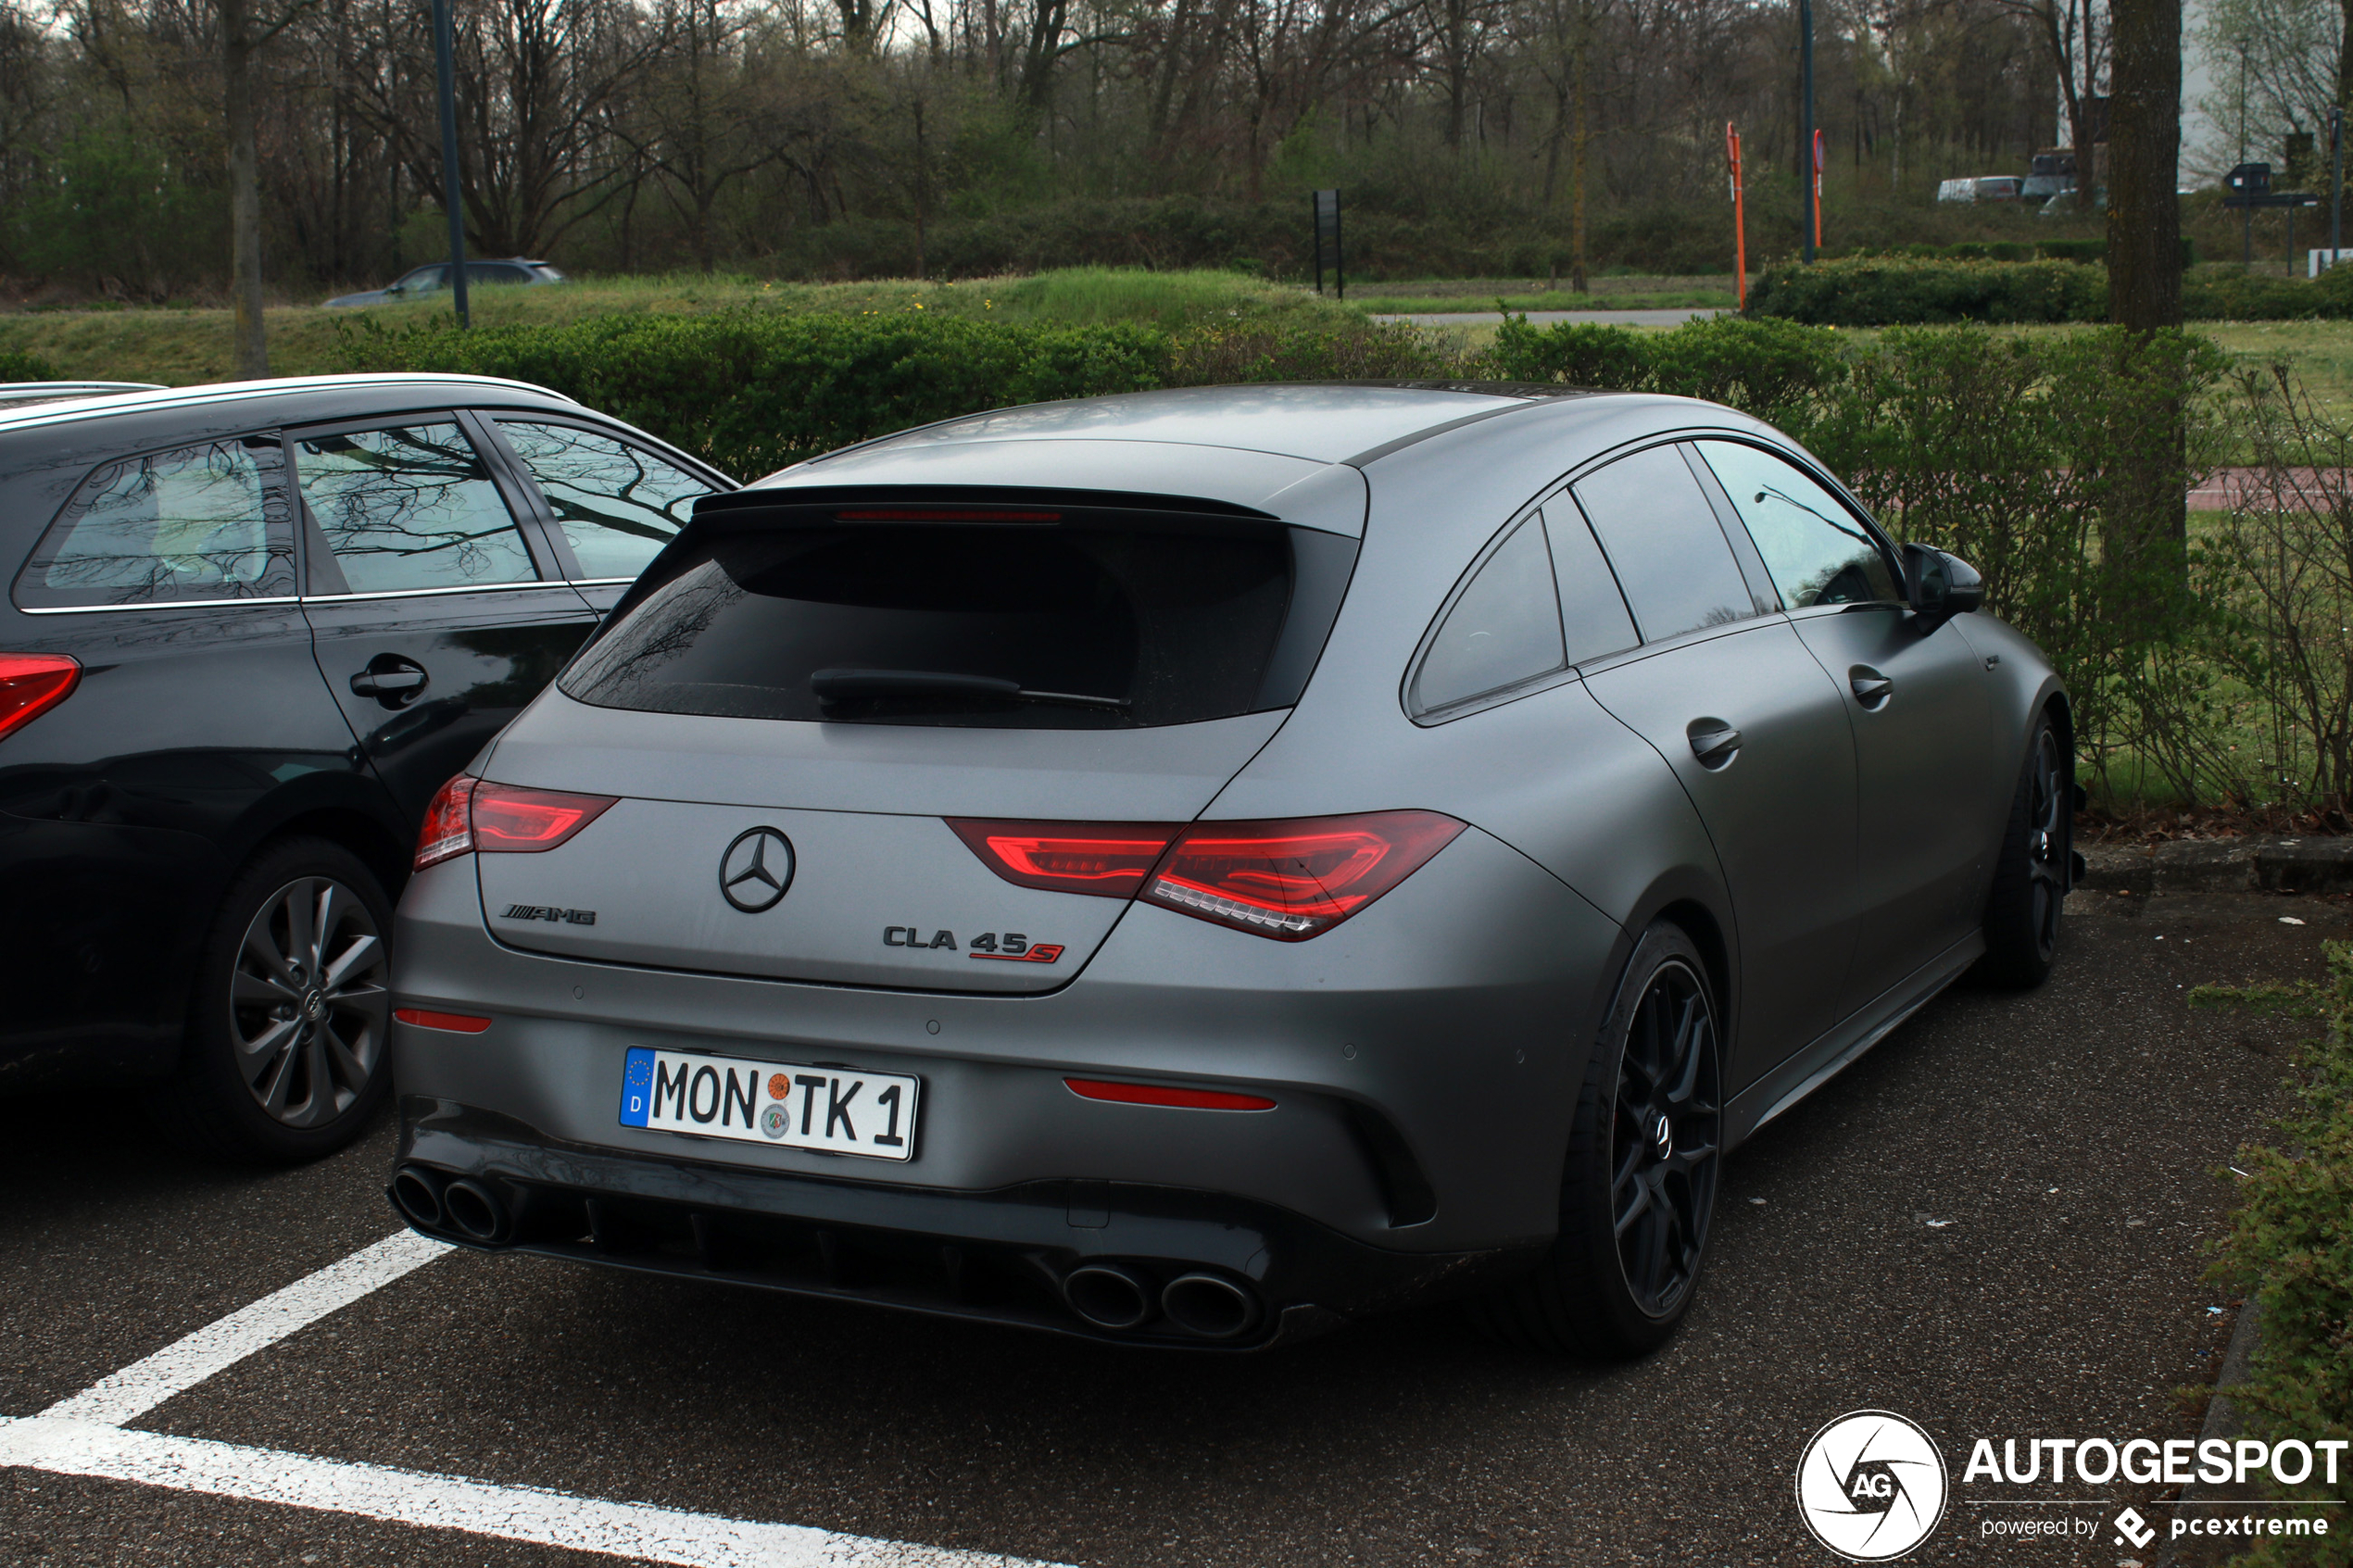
[384,384,2073,1355]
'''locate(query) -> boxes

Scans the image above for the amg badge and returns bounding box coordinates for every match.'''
[502,904,598,925]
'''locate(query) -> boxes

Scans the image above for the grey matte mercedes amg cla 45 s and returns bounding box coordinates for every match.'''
[386,383,2075,1355]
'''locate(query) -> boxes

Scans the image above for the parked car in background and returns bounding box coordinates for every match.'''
[1935,176,2027,204]
[323,260,567,309]
[384,383,2075,1358]
[0,374,728,1160]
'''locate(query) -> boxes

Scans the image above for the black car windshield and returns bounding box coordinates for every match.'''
[560,521,1302,729]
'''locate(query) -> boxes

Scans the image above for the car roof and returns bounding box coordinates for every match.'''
[786,383,1577,469]
[0,372,579,438]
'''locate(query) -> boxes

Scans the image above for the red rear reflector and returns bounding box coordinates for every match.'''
[0,653,81,742]
[412,776,618,872]
[1142,810,1465,940]
[472,781,618,852]
[394,1008,492,1034]
[949,819,1180,897]
[1064,1077,1276,1111]
[837,509,1062,522]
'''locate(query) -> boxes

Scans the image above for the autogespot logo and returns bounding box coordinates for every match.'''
[1796,1411,1950,1561]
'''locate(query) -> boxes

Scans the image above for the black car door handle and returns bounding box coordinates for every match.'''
[350,657,430,707]
[350,668,425,696]
[1687,721,1743,769]
[1849,666,1894,708]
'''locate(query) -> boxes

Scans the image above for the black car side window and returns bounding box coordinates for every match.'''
[13,436,295,609]
[1541,504,1639,664]
[1570,445,1756,643]
[1692,440,1901,608]
[1410,514,1567,718]
[294,421,538,595]
[495,420,711,580]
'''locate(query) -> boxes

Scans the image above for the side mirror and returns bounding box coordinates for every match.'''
[1903,544,1984,633]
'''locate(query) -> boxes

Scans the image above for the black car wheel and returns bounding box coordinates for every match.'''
[1471,920,1722,1357]
[1977,714,2070,988]
[149,836,394,1163]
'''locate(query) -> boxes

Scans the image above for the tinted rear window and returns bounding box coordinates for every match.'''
[560,523,1302,728]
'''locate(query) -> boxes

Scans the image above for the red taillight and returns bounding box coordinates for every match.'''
[0,654,81,742]
[1142,811,1465,940]
[414,775,478,871]
[1064,1077,1276,1111]
[394,1008,492,1034]
[950,809,1464,940]
[472,781,618,851]
[949,819,1181,897]
[413,775,617,872]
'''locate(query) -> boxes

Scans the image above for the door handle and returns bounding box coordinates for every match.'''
[1687,720,1743,769]
[350,657,429,708]
[1849,666,1894,709]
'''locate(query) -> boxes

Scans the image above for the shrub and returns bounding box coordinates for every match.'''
[1486,313,1844,425]
[334,310,1175,477]
[2208,938,2353,1564]
[1745,257,2108,324]
[0,348,58,381]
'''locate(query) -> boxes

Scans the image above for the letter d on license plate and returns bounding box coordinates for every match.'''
[619,1047,919,1161]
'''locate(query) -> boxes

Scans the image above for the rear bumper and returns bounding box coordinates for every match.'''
[389,824,1625,1339]
[394,1098,1543,1349]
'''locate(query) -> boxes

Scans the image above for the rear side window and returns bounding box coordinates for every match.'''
[1543,505,1639,664]
[1570,445,1755,643]
[13,437,294,608]
[294,422,537,595]
[496,420,710,580]
[1410,516,1565,716]
[562,522,1299,729]
[1693,440,1899,608]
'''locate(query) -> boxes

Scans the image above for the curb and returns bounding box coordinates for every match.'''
[2079,837,2353,896]
[2149,1299,2265,1567]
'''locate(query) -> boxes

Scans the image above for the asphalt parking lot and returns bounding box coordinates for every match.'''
[1,889,2336,1568]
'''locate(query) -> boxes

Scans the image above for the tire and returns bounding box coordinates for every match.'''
[147,836,395,1163]
[1469,921,1724,1358]
[1976,714,2070,990]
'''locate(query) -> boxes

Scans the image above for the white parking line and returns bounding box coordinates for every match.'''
[40,1230,453,1424]
[0,1418,1046,1567]
[12,1229,1068,1568]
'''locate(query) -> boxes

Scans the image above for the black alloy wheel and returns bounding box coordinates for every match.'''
[1608,956,1721,1319]
[1979,714,2070,988]
[1468,920,1723,1358]
[148,836,396,1163]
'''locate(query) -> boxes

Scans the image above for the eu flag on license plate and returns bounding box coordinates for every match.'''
[618,1046,655,1127]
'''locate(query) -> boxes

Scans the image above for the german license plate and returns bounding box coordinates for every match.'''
[618,1047,918,1161]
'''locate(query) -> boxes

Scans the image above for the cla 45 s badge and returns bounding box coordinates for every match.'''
[881,927,1065,963]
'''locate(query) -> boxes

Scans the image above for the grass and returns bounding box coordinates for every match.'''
[0,268,1359,385]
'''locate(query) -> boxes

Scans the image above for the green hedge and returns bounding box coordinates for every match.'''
[2210,939,2353,1564]
[1489,314,1844,424]
[333,311,1451,477]
[1751,253,2353,325]
[0,348,57,381]
[1745,257,2108,324]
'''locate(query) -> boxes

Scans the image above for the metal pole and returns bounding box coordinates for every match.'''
[1799,0,1815,264]
[2333,106,2345,271]
[433,0,469,329]
[1311,193,1322,295]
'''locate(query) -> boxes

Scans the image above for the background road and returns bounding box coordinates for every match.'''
[0,889,2332,1567]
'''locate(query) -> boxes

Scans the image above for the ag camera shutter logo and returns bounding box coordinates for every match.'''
[1795,1411,1949,1561]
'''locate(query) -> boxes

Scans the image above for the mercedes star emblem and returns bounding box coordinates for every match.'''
[719,827,795,912]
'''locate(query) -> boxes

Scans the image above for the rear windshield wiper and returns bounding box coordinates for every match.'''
[810,667,1131,713]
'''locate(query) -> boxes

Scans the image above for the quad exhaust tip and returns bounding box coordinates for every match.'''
[1161,1272,1262,1340]
[390,1166,445,1230]
[440,1177,508,1244]
[1062,1263,1154,1330]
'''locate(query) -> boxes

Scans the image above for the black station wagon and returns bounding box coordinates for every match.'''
[0,375,729,1160]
